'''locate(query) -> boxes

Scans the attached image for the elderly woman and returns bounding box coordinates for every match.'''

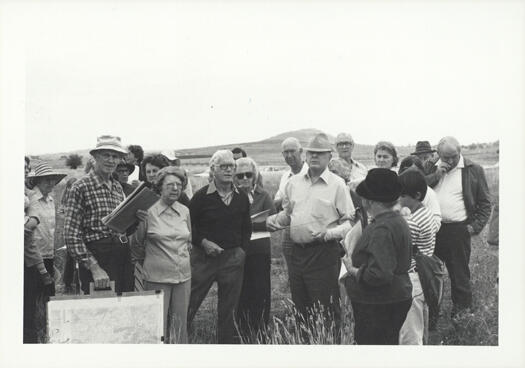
[343,168,412,345]
[131,166,192,343]
[233,157,276,338]
[27,161,67,298]
[374,141,399,170]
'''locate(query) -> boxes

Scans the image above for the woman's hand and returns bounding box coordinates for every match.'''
[135,209,148,223]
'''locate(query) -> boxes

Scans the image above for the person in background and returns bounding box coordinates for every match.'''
[231,147,247,161]
[187,150,251,344]
[60,177,78,293]
[130,166,192,343]
[127,144,145,183]
[27,161,67,299]
[267,133,354,341]
[342,168,412,345]
[65,135,139,294]
[397,170,439,345]
[411,140,438,175]
[161,149,193,200]
[426,136,491,319]
[273,137,308,273]
[233,157,276,339]
[398,156,441,230]
[114,159,136,196]
[23,157,53,343]
[84,157,95,174]
[374,141,399,171]
[333,132,368,190]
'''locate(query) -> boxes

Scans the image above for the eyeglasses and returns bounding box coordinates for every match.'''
[217,164,235,171]
[235,172,253,180]
[336,142,353,147]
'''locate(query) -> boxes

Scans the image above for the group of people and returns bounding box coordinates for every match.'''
[23,131,493,345]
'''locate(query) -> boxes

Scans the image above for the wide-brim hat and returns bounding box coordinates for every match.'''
[305,133,332,152]
[116,160,135,174]
[356,168,401,202]
[89,135,128,156]
[411,140,436,155]
[27,161,67,183]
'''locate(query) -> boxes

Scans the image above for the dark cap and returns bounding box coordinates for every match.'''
[356,168,402,202]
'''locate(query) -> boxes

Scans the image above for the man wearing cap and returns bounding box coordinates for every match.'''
[411,140,437,175]
[333,132,368,188]
[65,135,144,294]
[187,150,251,344]
[267,133,355,338]
[426,136,491,318]
[273,137,308,271]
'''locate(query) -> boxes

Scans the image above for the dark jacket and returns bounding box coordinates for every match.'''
[427,158,491,234]
[247,186,276,255]
[344,211,413,304]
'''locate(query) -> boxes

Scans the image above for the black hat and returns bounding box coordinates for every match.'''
[411,141,436,155]
[356,168,401,202]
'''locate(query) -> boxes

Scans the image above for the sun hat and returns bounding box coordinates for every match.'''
[27,161,67,183]
[356,168,401,202]
[115,159,135,174]
[335,132,354,145]
[89,135,128,156]
[304,133,332,152]
[411,141,436,155]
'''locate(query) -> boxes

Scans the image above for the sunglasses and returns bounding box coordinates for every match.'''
[235,172,253,180]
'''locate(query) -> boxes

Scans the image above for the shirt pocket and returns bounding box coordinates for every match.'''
[311,198,336,222]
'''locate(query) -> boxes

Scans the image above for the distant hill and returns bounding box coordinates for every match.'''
[31,128,498,170]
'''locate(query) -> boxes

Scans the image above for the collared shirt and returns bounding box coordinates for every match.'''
[433,155,467,222]
[273,167,355,243]
[64,171,125,267]
[274,162,308,203]
[206,180,239,206]
[333,157,368,183]
[131,200,191,284]
[28,187,56,259]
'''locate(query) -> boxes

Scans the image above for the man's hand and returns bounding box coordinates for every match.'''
[201,239,224,257]
[39,271,55,297]
[135,209,148,222]
[266,216,281,232]
[436,162,452,178]
[467,224,475,235]
[311,230,327,242]
[131,180,140,187]
[89,263,110,290]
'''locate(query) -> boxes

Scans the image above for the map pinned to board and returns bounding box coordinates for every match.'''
[47,291,164,344]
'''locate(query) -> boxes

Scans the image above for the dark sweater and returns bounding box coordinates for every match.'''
[345,211,412,304]
[247,187,276,255]
[189,184,252,250]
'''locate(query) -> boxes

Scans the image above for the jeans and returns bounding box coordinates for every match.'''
[434,222,472,311]
[144,279,191,344]
[352,298,412,345]
[399,272,428,345]
[187,246,245,344]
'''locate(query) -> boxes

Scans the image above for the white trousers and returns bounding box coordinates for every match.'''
[399,272,429,345]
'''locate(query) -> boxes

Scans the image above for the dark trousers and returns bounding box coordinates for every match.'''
[352,299,412,345]
[434,222,472,311]
[188,246,245,344]
[63,253,75,287]
[289,241,341,339]
[236,242,271,337]
[23,259,55,344]
[78,238,134,294]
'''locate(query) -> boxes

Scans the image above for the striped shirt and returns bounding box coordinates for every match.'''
[64,171,125,268]
[406,205,438,272]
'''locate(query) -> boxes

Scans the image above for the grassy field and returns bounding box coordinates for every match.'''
[39,159,498,345]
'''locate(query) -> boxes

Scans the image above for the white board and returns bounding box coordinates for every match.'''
[47,290,164,344]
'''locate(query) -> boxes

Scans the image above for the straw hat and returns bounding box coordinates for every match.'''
[27,161,67,183]
[89,135,128,156]
[304,133,332,152]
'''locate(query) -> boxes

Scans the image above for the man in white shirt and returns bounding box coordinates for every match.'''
[427,136,491,320]
[273,137,308,271]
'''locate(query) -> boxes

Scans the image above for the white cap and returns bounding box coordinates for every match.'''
[160,149,178,161]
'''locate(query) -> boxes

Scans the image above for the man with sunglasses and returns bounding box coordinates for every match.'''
[187,150,252,344]
[267,133,355,341]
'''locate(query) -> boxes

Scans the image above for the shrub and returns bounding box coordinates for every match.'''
[65,154,83,169]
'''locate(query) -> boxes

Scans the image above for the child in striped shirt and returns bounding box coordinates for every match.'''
[398,170,439,344]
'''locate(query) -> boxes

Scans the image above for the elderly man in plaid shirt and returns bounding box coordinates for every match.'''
[65,135,146,294]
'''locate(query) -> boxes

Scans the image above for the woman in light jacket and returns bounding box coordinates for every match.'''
[131,166,192,343]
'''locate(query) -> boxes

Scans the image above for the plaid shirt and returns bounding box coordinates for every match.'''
[64,171,125,268]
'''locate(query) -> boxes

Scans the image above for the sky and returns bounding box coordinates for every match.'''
[22,1,523,155]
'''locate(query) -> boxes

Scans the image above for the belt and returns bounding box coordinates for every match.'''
[441,220,468,226]
[294,239,336,249]
[87,234,128,247]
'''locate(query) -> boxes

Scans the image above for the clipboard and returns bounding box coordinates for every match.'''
[47,282,164,343]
